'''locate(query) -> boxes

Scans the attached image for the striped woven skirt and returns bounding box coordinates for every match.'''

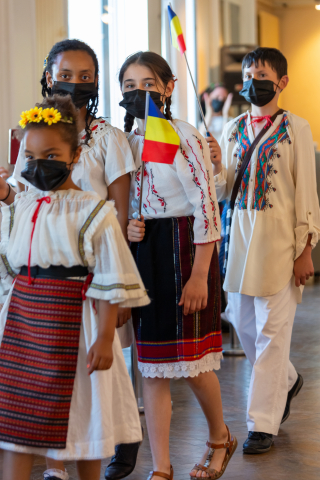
[131,217,222,379]
[0,274,83,449]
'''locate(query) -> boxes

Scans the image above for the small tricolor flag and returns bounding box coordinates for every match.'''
[167,5,186,55]
[142,96,180,165]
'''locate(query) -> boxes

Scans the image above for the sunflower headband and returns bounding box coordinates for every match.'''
[19,107,74,129]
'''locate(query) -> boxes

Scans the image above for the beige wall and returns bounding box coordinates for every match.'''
[0,0,68,165]
[278,5,320,146]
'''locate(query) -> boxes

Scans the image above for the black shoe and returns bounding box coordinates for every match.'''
[105,441,141,480]
[243,431,274,454]
[281,373,304,424]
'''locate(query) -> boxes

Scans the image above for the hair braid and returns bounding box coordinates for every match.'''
[164,96,173,121]
[124,112,135,133]
[40,39,100,145]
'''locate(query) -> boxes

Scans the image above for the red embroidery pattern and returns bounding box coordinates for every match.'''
[187,138,208,182]
[81,119,107,140]
[144,165,157,215]
[149,168,167,212]
[180,147,210,235]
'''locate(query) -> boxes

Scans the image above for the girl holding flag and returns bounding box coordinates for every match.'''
[119,51,237,480]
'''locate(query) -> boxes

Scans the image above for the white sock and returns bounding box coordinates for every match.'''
[43,469,69,480]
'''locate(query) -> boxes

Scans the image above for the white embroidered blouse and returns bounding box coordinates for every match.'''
[127,119,221,244]
[216,110,320,297]
[13,118,136,199]
[0,189,149,307]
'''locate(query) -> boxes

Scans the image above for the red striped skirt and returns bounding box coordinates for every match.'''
[0,274,83,449]
[131,217,222,368]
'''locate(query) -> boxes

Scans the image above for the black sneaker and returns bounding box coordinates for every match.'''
[281,373,304,424]
[105,441,141,480]
[243,431,273,454]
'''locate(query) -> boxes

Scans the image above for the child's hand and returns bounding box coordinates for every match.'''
[206,134,222,172]
[0,175,10,199]
[294,245,314,287]
[87,337,113,375]
[178,274,208,316]
[117,307,131,328]
[128,216,145,242]
[0,167,10,181]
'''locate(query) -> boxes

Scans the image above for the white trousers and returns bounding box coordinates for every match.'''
[226,278,299,435]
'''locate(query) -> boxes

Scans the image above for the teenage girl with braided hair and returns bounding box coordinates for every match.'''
[120,51,237,480]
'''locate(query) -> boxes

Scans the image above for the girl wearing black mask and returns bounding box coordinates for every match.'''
[6,38,137,480]
[198,84,233,143]
[0,95,148,480]
[121,51,237,480]
[12,39,134,242]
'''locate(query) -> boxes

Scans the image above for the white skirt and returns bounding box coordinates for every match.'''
[0,289,142,460]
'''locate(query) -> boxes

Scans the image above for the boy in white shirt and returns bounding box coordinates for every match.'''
[207,47,320,454]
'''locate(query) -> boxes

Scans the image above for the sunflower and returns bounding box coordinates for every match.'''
[27,107,43,123]
[42,108,62,126]
[19,111,29,129]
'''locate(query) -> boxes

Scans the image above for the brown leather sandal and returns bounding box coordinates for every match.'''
[147,464,174,480]
[190,426,237,479]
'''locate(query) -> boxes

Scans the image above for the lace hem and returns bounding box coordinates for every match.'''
[138,351,223,379]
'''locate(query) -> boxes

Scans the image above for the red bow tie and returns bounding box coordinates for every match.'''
[249,115,274,129]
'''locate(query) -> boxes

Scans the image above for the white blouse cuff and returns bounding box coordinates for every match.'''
[87,272,150,308]
[294,211,320,259]
[214,167,226,186]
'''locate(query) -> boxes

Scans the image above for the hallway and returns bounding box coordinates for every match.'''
[2,283,319,480]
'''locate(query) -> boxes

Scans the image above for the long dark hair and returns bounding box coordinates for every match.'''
[40,39,99,144]
[118,51,175,132]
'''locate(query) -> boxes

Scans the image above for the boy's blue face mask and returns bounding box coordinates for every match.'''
[240,78,280,107]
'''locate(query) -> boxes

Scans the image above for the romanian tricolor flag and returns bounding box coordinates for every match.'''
[142,96,180,165]
[167,5,186,55]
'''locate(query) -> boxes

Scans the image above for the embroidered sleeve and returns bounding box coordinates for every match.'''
[86,211,150,308]
[176,130,221,244]
[101,127,136,186]
[293,124,320,258]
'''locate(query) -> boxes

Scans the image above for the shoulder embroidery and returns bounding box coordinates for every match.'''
[78,200,106,265]
[80,119,112,152]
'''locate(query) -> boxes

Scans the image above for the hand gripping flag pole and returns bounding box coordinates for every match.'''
[167,3,210,137]
[138,91,180,220]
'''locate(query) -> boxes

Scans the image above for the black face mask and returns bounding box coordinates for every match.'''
[119,89,164,119]
[21,159,72,191]
[239,78,279,107]
[211,99,225,113]
[51,81,98,109]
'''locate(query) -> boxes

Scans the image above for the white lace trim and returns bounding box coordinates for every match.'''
[138,352,223,379]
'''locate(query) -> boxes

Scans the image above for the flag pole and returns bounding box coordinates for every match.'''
[183,52,209,135]
[138,91,150,221]
[168,3,210,136]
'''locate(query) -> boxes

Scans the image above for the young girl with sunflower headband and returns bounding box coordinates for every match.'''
[0,94,149,480]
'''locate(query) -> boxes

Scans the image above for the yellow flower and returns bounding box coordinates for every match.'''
[19,111,29,129]
[27,107,43,123]
[42,108,62,126]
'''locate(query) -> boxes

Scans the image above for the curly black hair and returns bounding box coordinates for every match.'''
[18,94,80,153]
[40,39,99,144]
